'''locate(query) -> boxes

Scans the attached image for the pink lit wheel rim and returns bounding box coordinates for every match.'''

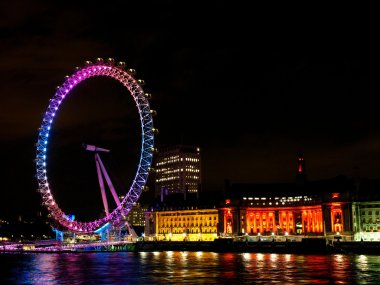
[35,58,154,233]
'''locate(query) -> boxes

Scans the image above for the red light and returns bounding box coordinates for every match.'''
[225,199,230,205]
[298,164,303,173]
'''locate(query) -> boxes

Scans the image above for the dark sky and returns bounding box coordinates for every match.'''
[1,2,379,219]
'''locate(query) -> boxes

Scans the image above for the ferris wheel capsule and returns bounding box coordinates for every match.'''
[128,68,136,75]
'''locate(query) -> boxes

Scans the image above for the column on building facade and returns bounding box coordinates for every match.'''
[310,211,314,233]
[255,213,259,233]
[251,212,256,234]
[310,211,314,232]
[291,211,295,233]
[316,210,320,232]
[271,212,276,233]
[246,211,254,234]
[302,211,307,234]
[314,210,318,232]
[286,211,290,233]
[290,212,295,233]
[240,208,246,234]
[320,209,324,233]
[279,211,284,232]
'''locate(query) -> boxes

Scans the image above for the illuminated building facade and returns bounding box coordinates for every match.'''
[126,203,147,227]
[352,201,380,241]
[219,156,355,239]
[145,207,218,241]
[155,145,201,197]
[219,196,324,236]
[144,191,220,241]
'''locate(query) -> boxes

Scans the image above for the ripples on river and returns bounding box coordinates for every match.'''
[1,252,379,284]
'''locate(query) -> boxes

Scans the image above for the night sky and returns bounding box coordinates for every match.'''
[1,2,379,219]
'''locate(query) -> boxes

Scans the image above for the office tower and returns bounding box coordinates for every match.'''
[155,145,201,198]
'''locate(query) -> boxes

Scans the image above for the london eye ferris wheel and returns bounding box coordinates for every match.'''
[35,58,156,234]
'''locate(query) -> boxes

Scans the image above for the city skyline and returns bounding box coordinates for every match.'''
[1,2,380,219]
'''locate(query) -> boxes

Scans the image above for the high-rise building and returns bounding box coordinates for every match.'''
[154,145,201,198]
[126,202,147,227]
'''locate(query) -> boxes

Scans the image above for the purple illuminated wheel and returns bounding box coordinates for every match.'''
[35,58,155,234]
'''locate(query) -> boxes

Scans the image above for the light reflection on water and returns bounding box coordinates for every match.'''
[1,252,380,284]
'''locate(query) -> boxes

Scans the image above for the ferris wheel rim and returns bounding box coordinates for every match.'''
[35,59,154,234]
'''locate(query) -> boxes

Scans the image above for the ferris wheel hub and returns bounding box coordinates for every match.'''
[83,144,110,153]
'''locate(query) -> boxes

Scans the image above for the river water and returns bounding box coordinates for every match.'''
[1,251,379,284]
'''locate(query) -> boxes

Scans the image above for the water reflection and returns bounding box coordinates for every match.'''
[355,254,380,284]
[1,252,380,284]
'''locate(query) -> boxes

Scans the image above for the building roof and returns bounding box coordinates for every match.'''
[226,175,380,202]
[156,144,200,154]
[148,191,222,211]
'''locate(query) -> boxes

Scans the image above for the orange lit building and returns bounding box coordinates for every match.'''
[219,155,355,238]
[219,195,324,236]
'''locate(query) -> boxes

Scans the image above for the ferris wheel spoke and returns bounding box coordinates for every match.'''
[95,154,110,217]
[95,153,121,208]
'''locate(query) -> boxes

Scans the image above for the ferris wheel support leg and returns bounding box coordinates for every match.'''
[124,221,138,239]
[99,227,109,241]
[97,154,121,207]
[53,228,64,241]
[96,154,110,217]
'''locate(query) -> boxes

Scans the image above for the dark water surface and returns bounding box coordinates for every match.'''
[1,251,379,284]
